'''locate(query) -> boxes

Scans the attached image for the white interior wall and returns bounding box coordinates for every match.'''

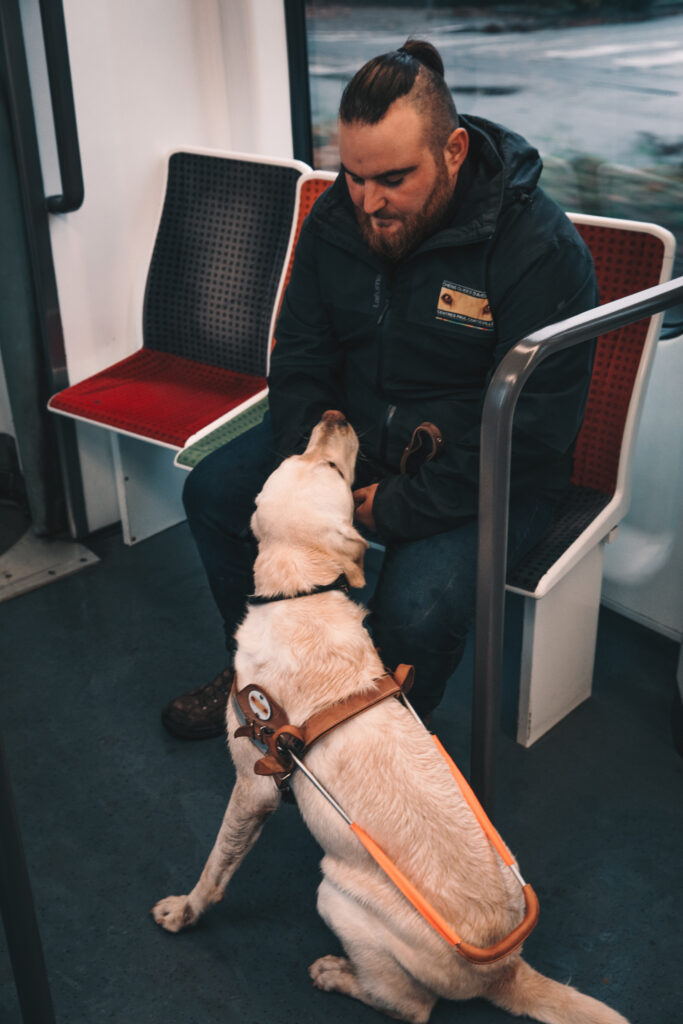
[30,0,291,532]
[218,0,293,158]
[602,331,683,640]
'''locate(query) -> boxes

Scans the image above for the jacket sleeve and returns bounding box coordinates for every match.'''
[372,227,599,542]
[268,223,345,460]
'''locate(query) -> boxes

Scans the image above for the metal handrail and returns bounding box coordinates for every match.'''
[471,274,683,813]
[38,0,84,213]
[0,0,88,537]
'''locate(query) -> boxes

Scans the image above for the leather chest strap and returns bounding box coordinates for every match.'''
[301,665,413,753]
[231,664,415,783]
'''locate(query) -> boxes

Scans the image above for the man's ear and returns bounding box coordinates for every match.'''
[335,522,369,589]
[444,126,469,181]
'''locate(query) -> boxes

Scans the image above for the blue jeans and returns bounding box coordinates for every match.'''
[183,415,554,716]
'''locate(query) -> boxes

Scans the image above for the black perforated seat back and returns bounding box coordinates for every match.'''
[507,486,611,592]
[143,152,302,376]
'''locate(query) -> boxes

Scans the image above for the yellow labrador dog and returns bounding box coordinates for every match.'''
[153,411,629,1024]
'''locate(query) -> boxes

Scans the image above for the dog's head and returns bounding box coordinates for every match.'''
[251,411,368,588]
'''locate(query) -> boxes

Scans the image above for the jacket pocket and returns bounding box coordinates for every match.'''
[390,292,494,389]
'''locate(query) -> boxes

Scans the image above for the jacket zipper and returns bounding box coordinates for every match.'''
[381,403,397,465]
[376,268,394,373]
[376,270,395,464]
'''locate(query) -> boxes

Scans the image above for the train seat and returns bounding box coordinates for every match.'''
[174,170,337,472]
[506,215,676,746]
[48,149,308,542]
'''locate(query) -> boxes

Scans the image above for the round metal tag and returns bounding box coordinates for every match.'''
[248,689,272,722]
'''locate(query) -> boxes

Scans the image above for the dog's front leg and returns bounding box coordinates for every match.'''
[152,770,280,933]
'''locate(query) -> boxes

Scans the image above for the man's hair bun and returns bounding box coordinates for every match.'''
[398,39,445,78]
[339,37,457,140]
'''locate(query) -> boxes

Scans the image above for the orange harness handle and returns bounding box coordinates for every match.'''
[349,735,539,965]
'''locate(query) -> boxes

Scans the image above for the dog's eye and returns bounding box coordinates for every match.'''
[327,461,345,481]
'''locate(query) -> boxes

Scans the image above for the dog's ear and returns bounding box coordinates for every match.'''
[335,522,369,589]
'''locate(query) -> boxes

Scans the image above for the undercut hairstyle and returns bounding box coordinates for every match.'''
[339,39,459,156]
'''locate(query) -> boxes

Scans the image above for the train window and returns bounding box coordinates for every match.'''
[303,1,683,327]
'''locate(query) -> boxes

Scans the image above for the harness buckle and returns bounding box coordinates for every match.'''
[272,732,300,793]
[275,725,306,760]
[234,719,273,748]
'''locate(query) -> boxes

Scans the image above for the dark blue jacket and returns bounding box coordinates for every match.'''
[270,115,598,541]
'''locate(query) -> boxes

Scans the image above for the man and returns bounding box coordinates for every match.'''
[161,39,598,739]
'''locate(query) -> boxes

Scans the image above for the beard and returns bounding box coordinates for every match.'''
[355,159,454,263]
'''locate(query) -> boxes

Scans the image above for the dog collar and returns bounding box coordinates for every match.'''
[246,573,351,606]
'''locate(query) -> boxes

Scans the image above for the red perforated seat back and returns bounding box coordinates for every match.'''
[570,224,665,495]
[272,174,335,346]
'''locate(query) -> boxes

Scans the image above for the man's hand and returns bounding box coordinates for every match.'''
[353,483,379,533]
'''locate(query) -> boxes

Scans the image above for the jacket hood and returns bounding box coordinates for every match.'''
[308,114,543,257]
[465,114,543,197]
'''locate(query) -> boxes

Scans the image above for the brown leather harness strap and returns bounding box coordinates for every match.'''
[231,664,414,788]
[299,665,413,753]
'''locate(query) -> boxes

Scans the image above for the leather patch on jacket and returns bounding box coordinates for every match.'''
[436,281,494,331]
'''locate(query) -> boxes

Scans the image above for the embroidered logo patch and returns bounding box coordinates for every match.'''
[436,282,494,331]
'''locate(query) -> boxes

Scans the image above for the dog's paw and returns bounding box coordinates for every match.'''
[151,895,197,933]
[309,955,354,990]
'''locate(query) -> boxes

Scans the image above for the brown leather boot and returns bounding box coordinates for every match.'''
[161,667,234,740]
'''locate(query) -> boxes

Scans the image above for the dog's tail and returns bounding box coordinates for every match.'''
[487,959,630,1024]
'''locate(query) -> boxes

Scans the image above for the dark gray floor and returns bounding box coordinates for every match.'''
[1,519,681,1024]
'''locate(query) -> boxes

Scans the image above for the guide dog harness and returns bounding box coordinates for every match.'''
[230,663,539,965]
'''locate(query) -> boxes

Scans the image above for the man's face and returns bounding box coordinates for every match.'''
[338,98,465,262]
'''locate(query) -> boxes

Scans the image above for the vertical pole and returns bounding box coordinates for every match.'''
[0,733,57,1024]
[471,361,526,814]
[283,0,314,166]
[0,0,88,538]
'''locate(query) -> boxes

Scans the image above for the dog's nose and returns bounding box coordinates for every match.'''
[322,410,347,427]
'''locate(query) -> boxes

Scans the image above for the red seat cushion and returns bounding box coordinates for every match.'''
[49,349,266,448]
